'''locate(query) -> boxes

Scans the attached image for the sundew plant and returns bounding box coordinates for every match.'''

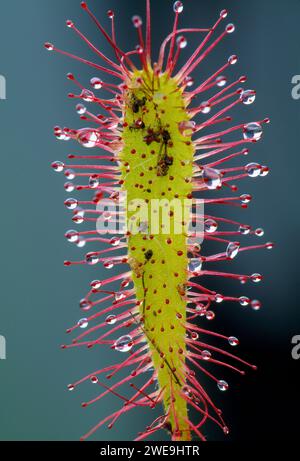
[48,1,273,441]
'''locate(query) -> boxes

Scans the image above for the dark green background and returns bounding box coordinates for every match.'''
[0,0,299,441]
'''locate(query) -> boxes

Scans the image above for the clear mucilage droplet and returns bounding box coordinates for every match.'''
[239,224,251,235]
[184,76,194,87]
[251,299,261,310]
[195,304,206,316]
[189,258,202,273]
[104,260,114,269]
[228,54,238,65]
[201,350,212,360]
[206,311,215,320]
[243,122,263,141]
[89,175,99,189]
[65,230,79,243]
[54,127,70,141]
[76,104,86,115]
[76,238,86,248]
[65,169,76,180]
[91,280,102,290]
[114,335,134,352]
[64,198,78,210]
[240,89,256,105]
[77,129,100,148]
[106,315,117,325]
[226,242,240,259]
[200,101,211,114]
[239,296,250,306]
[226,23,235,34]
[52,161,64,172]
[215,294,224,303]
[228,336,239,346]
[45,42,54,51]
[64,182,75,192]
[240,194,252,204]
[121,278,131,288]
[173,1,184,13]
[81,89,95,102]
[204,219,218,233]
[86,252,99,265]
[245,163,261,177]
[260,166,269,177]
[78,318,88,329]
[80,299,92,311]
[217,380,229,391]
[114,291,126,302]
[202,167,222,190]
[132,15,142,28]
[73,213,84,224]
[110,237,121,246]
[136,45,144,54]
[177,35,187,49]
[90,77,103,90]
[255,228,264,237]
[251,273,262,283]
[216,75,227,87]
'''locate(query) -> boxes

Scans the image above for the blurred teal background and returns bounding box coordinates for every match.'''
[0,0,299,441]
